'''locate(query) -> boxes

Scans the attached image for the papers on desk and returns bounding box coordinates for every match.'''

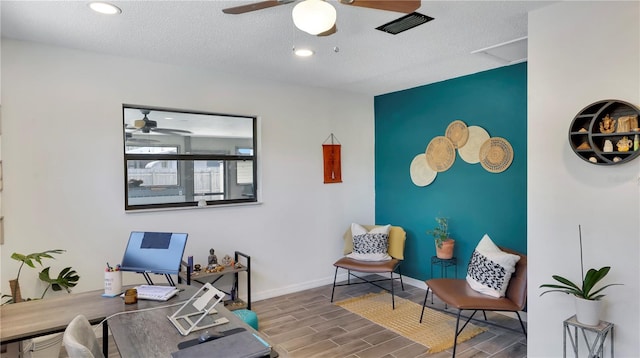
[136,285,179,301]
[171,330,271,358]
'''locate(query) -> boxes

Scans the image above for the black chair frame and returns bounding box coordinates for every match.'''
[420,286,527,357]
[330,266,404,309]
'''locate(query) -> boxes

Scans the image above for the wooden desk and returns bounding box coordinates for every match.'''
[108,300,276,357]
[0,285,199,356]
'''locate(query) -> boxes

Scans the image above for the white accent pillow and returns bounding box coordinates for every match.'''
[466,234,520,298]
[347,223,391,261]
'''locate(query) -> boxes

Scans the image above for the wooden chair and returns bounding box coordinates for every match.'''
[330,225,406,309]
[420,247,527,357]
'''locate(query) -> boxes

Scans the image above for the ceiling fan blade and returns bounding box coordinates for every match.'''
[222,0,295,14]
[152,128,192,134]
[317,24,337,37]
[340,0,420,13]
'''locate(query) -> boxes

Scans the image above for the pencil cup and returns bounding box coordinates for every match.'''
[104,270,122,296]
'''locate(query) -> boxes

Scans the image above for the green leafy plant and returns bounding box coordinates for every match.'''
[38,266,80,297]
[2,249,80,304]
[539,226,622,300]
[426,217,450,248]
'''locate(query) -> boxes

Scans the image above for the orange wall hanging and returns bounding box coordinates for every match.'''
[323,134,342,183]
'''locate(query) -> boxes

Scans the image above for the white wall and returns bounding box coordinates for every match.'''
[528,2,639,356]
[0,39,375,302]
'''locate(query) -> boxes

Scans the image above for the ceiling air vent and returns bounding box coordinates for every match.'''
[376,12,434,35]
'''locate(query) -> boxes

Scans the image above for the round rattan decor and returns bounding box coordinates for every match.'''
[445,120,469,148]
[410,153,437,186]
[458,126,490,164]
[479,137,514,173]
[425,136,456,172]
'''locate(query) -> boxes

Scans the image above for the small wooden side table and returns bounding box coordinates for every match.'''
[563,315,614,358]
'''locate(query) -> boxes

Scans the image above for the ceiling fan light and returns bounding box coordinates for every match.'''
[88,2,122,15]
[292,0,337,35]
[294,48,314,57]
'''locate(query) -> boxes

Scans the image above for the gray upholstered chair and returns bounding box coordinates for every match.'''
[62,314,104,358]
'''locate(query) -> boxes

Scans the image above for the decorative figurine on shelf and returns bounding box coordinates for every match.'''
[221,254,232,267]
[616,115,631,133]
[616,136,632,152]
[194,264,202,272]
[207,249,218,269]
[603,140,614,153]
[577,141,591,150]
[599,114,616,133]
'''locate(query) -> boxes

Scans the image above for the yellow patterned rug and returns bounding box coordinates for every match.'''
[335,292,488,353]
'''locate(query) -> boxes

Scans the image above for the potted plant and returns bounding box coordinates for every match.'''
[1,250,80,356]
[427,217,455,259]
[2,249,80,304]
[539,225,622,326]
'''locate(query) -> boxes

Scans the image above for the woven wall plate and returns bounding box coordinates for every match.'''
[410,153,437,186]
[425,136,456,172]
[445,120,469,148]
[479,137,514,173]
[458,126,490,164]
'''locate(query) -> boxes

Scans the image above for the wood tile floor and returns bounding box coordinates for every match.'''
[253,278,527,358]
[57,276,527,358]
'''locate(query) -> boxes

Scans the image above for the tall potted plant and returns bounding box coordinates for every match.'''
[427,217,455,259]
[2,249,80,357]
[539,225,622,325]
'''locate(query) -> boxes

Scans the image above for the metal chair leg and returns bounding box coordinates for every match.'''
[330,266,339,302]
[420,287,430,323]
[516,311,527,336]
[452,310,462,357]
[390,271,395,309]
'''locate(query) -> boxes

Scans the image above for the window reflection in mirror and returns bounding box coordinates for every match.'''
[123,105,257,210]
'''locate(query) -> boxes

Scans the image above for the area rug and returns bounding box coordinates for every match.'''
[335,292,488,353]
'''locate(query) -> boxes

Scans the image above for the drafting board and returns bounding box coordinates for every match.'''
[167,283,229,336]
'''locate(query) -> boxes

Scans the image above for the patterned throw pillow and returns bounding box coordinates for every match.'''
[346,223,391,261]
[465,234,520,298]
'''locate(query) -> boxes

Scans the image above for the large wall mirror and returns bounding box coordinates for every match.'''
[123,105,257,211]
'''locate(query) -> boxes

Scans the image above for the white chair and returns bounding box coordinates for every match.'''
[20,333,63,358]
[62,315,104,358]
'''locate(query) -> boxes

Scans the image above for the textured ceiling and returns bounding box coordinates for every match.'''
[1,1,554,96]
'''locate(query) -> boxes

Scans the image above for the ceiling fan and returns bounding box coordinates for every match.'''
[124,131,160,145]
[128,109,192,135]
[222,0,421,36]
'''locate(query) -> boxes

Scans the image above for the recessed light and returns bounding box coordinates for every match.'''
[88,2,122,15]
[294,48,314,57]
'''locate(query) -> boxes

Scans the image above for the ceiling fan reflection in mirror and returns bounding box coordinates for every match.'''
[222,0,423,36]
[124,131,159,145]
[130,109,192,135]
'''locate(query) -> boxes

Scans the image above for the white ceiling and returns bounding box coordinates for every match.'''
[0,0,554,96]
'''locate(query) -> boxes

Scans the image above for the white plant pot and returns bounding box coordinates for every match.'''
[575,297,602,326]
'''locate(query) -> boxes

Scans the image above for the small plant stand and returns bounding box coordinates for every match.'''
[563,315,614,358]
[428,256,457,304]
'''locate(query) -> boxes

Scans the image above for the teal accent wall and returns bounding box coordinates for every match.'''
[374,63,527,281]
